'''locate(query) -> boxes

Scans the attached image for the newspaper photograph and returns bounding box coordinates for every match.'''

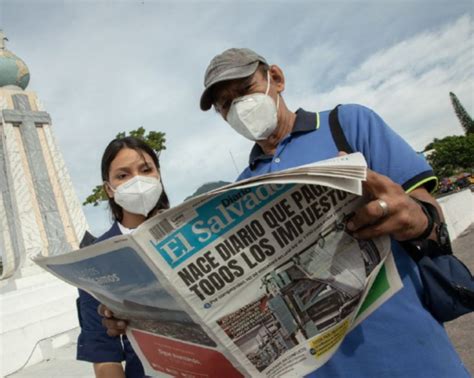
[33,153,403,378]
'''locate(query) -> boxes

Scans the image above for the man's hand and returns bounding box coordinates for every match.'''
[98,304,128,337]
[346,169,430,241]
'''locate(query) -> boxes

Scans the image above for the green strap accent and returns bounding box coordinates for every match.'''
[406,176,438,194]
[315,112,320,129]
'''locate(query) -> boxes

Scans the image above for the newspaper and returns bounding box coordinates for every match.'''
[33,153,402,378]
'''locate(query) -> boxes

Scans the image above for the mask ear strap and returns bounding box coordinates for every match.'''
[105,181,116,193]
[265,70,280,110]
[265,70,271,95]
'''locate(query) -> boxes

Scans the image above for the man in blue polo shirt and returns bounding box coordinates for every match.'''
[199,48,469,377]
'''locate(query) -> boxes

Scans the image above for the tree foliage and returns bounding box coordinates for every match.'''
[449,92,474,135]
[427,134,474,178]
[424,93,474,185]
[115,127,166,154]
[83,127,166,206]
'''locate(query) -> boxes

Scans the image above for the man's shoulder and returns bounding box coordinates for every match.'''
[332,103,388,138]
[316,104,378,131]
[335,103,376,119]
[317,103,373,114]
[310,104,381,148]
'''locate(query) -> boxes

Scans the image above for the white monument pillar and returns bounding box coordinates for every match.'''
[0,31,90,376]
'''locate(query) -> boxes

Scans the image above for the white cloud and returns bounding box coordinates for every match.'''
[290,14,473,151]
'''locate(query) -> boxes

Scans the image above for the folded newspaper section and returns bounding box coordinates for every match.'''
[33,153,402,378]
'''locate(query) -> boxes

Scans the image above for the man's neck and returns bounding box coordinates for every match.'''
[258,108,296,155]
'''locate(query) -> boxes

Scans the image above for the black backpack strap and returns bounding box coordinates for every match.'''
[329,105,354,154]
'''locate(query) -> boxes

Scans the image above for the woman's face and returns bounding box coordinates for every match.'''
[105,147,160,198]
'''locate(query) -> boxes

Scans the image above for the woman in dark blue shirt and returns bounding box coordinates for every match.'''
[76,136,170,378]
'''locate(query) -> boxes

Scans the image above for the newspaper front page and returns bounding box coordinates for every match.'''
[33,153,402,378]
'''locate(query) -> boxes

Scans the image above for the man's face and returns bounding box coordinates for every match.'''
[212,68,270,120]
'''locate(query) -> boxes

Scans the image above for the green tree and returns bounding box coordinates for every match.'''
[423,139,437,153]
[449,92,474,135]
[115,127,166,154]
[427,134,474,178]
[83,127,166,206]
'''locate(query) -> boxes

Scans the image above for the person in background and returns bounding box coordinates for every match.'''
[77,136,169,378]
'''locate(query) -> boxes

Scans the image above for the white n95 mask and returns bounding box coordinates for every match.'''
[227,71,280,141]
[110,176,163,216]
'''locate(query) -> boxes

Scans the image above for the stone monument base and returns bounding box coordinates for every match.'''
[0,265,78,376]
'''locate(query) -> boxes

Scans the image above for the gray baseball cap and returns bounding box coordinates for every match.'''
[200,48,268,111]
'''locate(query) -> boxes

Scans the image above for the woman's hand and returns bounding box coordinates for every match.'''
[98,304,128,337]
[93,362,125,378]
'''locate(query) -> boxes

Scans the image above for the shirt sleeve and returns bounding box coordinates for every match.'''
[236,167,252,182]
[338,104,437,192]
[76,288,125,363]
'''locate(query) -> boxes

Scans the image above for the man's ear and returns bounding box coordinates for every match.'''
[269,65,285,93]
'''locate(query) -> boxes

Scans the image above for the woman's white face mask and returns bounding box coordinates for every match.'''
[226,71,280,141]
[109,175,162,216]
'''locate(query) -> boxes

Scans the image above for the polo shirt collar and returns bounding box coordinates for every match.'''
[248,108,318,168]
[292,108,319,133]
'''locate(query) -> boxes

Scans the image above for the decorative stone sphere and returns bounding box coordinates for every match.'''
[0,48,30,89]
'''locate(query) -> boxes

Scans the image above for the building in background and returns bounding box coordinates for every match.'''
[0,31,90,376]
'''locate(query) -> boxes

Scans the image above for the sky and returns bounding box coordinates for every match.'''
[1,0,473,236]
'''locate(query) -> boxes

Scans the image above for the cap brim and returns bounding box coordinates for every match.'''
[200,61,260,111]
[200,87,214,111]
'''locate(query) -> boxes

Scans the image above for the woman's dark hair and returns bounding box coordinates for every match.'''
[101,136,170,222]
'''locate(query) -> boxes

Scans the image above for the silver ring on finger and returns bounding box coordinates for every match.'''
[376,199,389,218]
